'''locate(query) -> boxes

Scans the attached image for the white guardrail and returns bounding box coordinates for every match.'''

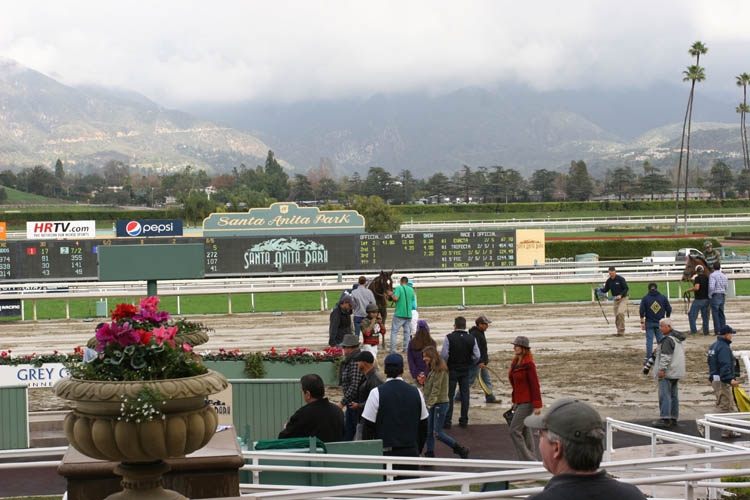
[401,212,750,231]
[2,261,750,320]
[3,426,750,500]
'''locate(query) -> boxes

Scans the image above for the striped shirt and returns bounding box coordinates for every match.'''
[708,270,729,297]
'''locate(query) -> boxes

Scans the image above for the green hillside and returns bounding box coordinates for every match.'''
[1,186,62,204]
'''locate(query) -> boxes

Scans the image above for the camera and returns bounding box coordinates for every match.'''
[642,354,656,375]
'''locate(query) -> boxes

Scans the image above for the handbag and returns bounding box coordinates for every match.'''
[503,405,516,426]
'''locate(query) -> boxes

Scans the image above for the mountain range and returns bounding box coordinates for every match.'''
[0,57,271,173]
[0,57,746,179]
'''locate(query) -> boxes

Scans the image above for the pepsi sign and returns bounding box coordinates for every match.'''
[116,219,183,238]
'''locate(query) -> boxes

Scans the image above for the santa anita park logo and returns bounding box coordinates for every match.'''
[243,238,328,269]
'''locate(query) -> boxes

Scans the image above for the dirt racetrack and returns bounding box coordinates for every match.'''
[4,298,749,424]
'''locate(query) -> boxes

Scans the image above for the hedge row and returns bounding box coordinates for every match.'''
[397,199,750,215]
[545,238,720,260]
[1,209,177,223]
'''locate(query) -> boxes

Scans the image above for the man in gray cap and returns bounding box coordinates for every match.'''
[524,399,645,499]
[338,334,364,441]
[362,353,428,477]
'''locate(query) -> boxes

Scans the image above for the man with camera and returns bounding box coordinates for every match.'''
[647,318,685,428]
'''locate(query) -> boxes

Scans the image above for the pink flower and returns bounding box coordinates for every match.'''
[182,343,192,353]
[95,321,139,350]
[152,325,177,347]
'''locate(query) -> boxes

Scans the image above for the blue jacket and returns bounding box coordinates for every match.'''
[639,290,672,325]
[708,336,735,383]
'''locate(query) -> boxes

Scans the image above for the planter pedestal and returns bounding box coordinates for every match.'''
[58,426,244,500]
[110,461,184,500]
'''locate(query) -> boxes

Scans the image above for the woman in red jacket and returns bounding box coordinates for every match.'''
[508,336,542,461]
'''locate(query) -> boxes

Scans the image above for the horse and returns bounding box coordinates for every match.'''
[367,270,394,327]
[683,254,710,282]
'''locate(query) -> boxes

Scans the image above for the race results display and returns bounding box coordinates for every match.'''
[1,230,517,282]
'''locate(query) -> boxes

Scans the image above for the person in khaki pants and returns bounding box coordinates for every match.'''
[597,266,629,336]
[707,324,742,438]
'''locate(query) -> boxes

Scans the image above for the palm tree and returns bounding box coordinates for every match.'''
[736,73,750,170]
[674,41,708,234]
[682,63,706,233]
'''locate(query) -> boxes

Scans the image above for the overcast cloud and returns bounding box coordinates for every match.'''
[1,1,749,106]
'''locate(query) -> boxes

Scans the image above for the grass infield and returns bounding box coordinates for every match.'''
[7,280,748,321]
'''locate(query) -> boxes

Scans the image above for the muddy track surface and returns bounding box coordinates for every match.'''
[7,299,749,423]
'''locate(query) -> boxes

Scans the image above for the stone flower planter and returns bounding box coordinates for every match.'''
[54,370,227,500]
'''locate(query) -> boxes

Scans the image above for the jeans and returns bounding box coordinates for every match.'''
[710,294,726,334]
[390,315,411,352]
[344,406,359,441]
[459,364,496,402]
[658,378,679,420]
[644,322,663,360]
[446,369,471,426]
[353,316,364,337]
[426,402,455,453]
[688,298,709,334]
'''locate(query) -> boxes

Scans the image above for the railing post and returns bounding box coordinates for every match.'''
[666,281,670,299]
[531,284,535,304]
[685,463,694,500]
[65,299,70,320]
[33,300,37,321]
[228,294,232,314]
[251,291,255,313]
[21,299,25,321]
[461,278,466,307]
[503,285,507,305]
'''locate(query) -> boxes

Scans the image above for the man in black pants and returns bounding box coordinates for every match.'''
[361,353,428,478]
[441,316,480,429]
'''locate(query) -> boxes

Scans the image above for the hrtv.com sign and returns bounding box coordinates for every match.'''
[26,220,96,239]
[115,219,183,237]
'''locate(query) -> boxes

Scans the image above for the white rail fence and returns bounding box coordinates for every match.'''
[2,261,749,320]
[401,212,750,231]
[4,430,750,500]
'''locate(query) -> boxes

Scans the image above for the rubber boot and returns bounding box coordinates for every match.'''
[453,443,470,459]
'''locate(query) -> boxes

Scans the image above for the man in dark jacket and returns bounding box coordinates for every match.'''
[352,350,383,438]
[278,374,344,442]
[597,266,629,336]
[707,324,742,438]
[441,316,480,429]
[338,334,365,441]
[328,295,354,347]
[464,315,500,404]
[639,283,672,361]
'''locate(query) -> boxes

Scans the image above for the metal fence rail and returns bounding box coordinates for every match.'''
[2,261,749,320]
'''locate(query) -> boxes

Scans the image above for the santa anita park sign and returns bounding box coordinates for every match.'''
[202,202,365,237]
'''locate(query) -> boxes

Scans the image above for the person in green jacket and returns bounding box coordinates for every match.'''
[421,345,470,459]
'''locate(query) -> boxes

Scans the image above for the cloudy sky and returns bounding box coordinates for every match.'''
[2,1,749,106]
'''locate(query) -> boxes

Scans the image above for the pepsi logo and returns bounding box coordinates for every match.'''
[126,221,142,236]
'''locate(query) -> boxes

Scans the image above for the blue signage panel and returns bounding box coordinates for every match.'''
[116,219,183,237]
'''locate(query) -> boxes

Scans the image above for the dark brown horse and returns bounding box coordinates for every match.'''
[368,270,394,326]
[683,255,710,282]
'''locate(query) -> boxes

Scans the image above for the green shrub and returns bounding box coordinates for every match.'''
[546,238,720,260]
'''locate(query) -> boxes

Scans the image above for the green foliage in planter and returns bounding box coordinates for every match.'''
[244,353,265,379]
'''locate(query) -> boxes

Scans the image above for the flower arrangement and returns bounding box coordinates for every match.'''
[0,347,83,367]
[65,296,206,382]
